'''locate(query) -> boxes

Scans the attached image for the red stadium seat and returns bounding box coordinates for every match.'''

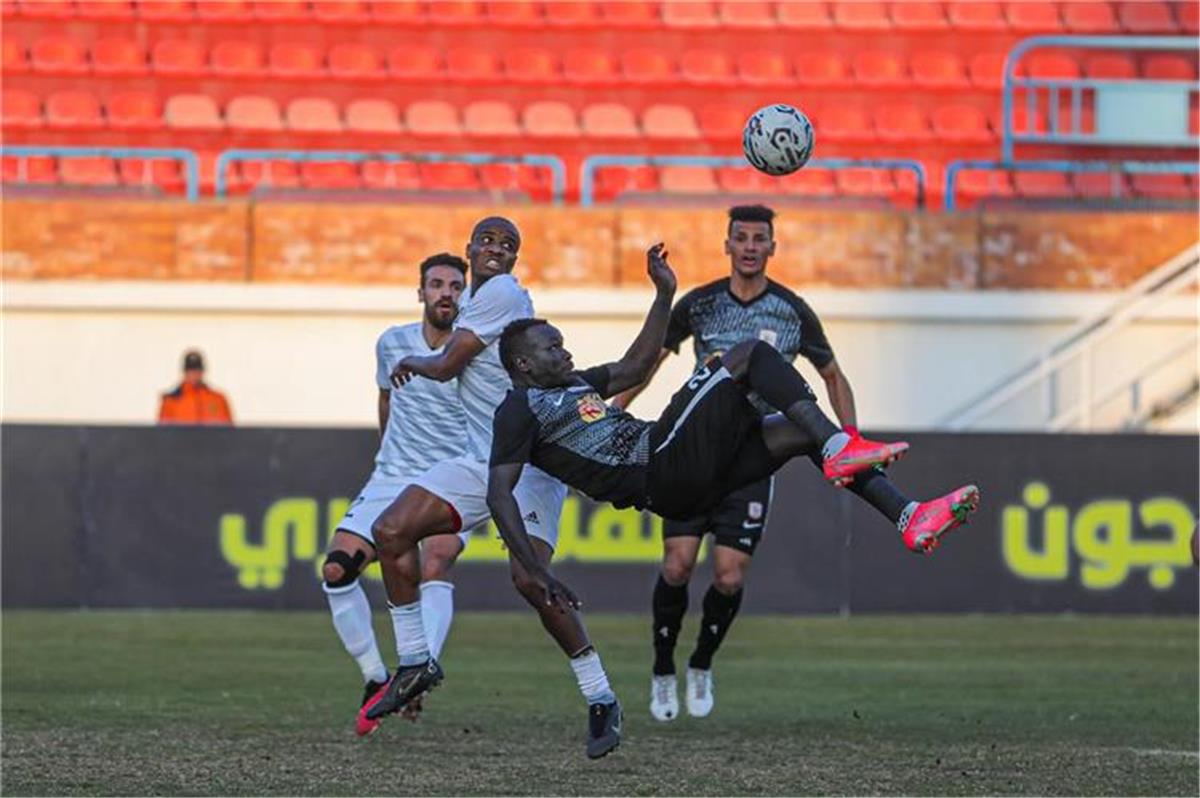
[31,35,87,74]
[446,47,499,83]
[1014,171,1074,198]
[931,104,993,142]
[311,0,368,22]
[286,97,342,132]
[1026,52,1081,79]
[777,1,833,28]
[910,51,969,88]
[136,0,194,21]
[16,0,73,18]
[369,0,423,23]
[211,41,264,78]
[853,51,908,87]
[1062,1,1119,32]
[680,49,735,85]
[890,1,947,29]
[1142,54,1196,80]
[875,103,932,141]
[388,45,442,79]
[1130,172,1192,199]
[361,161,420,190]
[544,1,599,25]
[268,42,324,79]
[716,167,779,194]
[1084,53,1137,79]
[163,93,222,129]
[955,169,1015,204]
[419,162,481,192]
[522,101,581,138]
[251,0,307,21]
[60,157,120,186]
[969,52,1008,89]
[91,38,147,76]
[2,155,57,184]
[300,161,361,189]
[562,48,618,85]
[345,98,403,133]
[45,89,103,129]
[779,168,836,196]
[718,1,775,27]
[1178,0,1199,33]
[836,168,895,199]
[239,160,301,191]
[425,1,481,24]
[485,0,542,26]
[737,51,792,86]
[1005,2,1061,31]
[329,43,385,80]
[463,100,521,136]
[226,95,283,132]
[1118,2,1176,32]
[697,103,746,140]
[581,102,640,138]
[642,104,700,139]
[77,1,136,19]
[622,49,675,84]
[119,158,184,193]
[793,51,850,86]
[815,106,874,141]
[593,165,658,202]
[947,1,1007,30]
[659,166,718,194]
[195,0,253,21]
[2,90,43,129]
[478,164,553,202]
[504,47,559,84]
[1073,171,1131,199]
[598,1,659,27]
[3,37,28,74]
[832,1,890,29]
[663,1,719,27]
[152,39,207,77]
[107,91,161,130]
[406,100,462,136]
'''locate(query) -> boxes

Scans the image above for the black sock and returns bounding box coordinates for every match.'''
[688,586,744,671]
[846,467,911,523]
[651,574,689,676]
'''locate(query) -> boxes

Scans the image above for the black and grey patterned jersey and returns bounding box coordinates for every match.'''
[490,366,652,509]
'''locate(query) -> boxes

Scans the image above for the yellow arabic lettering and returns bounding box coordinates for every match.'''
[1002,482,1069,580]
[1136,498,1195,590]
[1072,500,1133,590]
[219,498,319,589]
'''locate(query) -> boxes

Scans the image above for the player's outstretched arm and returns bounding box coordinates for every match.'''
[601,243,678,398]
[390,329,487,386]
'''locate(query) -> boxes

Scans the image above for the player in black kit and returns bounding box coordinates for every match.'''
[612,205,864,719]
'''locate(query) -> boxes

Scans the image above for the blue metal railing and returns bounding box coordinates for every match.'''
[579,155,928,207]
[1002,35,1200,160]
[0,145,200,201]
[943,159,1200,211]
[214,149,568,203]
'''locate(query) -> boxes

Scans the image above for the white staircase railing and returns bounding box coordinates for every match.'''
[941,243,1200,431]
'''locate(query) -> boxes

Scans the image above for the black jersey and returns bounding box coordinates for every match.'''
[491,366,652,509]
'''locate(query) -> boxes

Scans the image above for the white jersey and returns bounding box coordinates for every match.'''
[373,323,467,479]
[453,272,535,461]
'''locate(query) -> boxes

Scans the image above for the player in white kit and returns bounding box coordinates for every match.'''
[361,217,623,759]
[320,253,471,737]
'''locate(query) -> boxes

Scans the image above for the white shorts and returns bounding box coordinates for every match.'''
[336,473,473,549]
[411,456,567,550]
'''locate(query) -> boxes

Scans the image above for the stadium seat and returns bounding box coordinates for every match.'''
[737,52,792,86]
[1142,54,1196,80]
[425,1,481,24]
[361,160,421,190]
[480,163,553,202]
[226,95,283,132]
[778,168,835,196]
[910,51,969,88]
[581,102,640,138]
[776,1,833,28]
[329,43,385,80]
[697,103,746,140]
[211,41,264,78]
[1026,52,1081,79]
[118,158,184,193]
[621,49,675,84]
[1014,171,1074,198]
[1062,1,1119,32]
[30,35,88,74]
[875,103,933,141]
[662,1,719,27]
[793,51,850,86]
[853,51,908,87]
[388,45,442,80]
[680,49,736,85]
[969,52,1008,89]
[239,160,301,191]
[77,0,136,19]
[836,168,895,199]
[1084,53,1137,79]
[716,166,779,194]
[268,42,324,79]
[485,0,542,26]
[659,166,719,194]
[165,94,223,130]
[544,1,600,26]
[15,0,72,18]
[136,0,194,21]
[594,165,658,202]
[419,162,481,192]
[1178,0,1199,33]
[815,106,874,141]
[251,0,308,21]
[1072,170,1131,199]
[2,155,57,184]
[45,89,103,129]
[59,156,119,186]
[1117,1,1176,32]
[300,161,361,189]
[286,97,342,132]
[890,1,948,29]
[504,47,559,84]
[522,101,581,138]
[1005,2,1061,31]
[931,104,993,142]
[562,48,618,85]
[947,1,1007,30]
[2,90,43,129]
[718,1,776,27]
[91,38,147,76]
[406,100,462,136]
[446,47,499,83]
[1130,172,1192,199]
[107,91,162,130]
[152,40,207,77]
[345,98,403,133]
[3,38,28,74]
[311,0,368,22]
[642,104,700,139]
[1005,104,1048,134]
[955,169,1016,204]
[832,1,891,29]
[598,1,660,27]
[370,0,423,23]
[463,100,522,136]
[195,0,253,21]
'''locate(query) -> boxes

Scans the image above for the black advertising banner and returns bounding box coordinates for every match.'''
[2,425,1197,613]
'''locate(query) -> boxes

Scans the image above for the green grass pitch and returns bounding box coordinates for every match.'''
[2,611,1197,796]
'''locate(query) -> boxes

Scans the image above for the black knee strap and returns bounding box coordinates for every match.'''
[324,549,366,587]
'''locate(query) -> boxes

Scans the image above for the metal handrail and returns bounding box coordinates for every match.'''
[0,145,201,201]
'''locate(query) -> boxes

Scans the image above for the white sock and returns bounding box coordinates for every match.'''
[323,580,387,684]
[897,501,920,532]
[570,649,616,706]
[389,601,430,666]
[420,580,455,660]
[822,431,851,460]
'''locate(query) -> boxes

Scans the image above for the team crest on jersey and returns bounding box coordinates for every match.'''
[758,329,779,347]
[577,394,607,423]
[748,501,764,520]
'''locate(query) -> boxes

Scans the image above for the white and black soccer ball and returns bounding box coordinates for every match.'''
[742,104,815,177]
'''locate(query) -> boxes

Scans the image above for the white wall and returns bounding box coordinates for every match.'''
[2,281,1196,431]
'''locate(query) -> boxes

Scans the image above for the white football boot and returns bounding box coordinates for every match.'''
[685,667,714,718]
[649,674,679,722]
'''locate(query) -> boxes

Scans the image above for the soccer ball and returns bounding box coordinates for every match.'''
[742,104,815,176]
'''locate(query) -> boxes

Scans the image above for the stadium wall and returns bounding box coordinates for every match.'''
[2,425,1195,614]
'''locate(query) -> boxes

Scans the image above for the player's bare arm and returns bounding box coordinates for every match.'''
[597,243,678,397]
[817,358,858,429]
[391,329,486,386]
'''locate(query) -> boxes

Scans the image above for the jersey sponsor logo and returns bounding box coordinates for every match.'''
[576,394,607,424]
[748,501,763,520]
[758,329,778,347]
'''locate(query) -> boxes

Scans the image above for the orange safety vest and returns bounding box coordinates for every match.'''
[158,382,234,426]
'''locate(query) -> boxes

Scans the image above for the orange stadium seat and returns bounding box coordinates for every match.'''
[406,100,462,136]
[1005,2,1061,32]
[1013,171,1074,198]
[522,101,581,138]
[31,35,88,74]
[737,51,792,86]
[485,1,542,26]
[59,156,120,186]
[1118,1,1177,32]
[1178,0,1199,33]
[1073,171,1131,199]
[716,167,778,194]
[286,97,342,132]
[817,106,874,141]
[875,103,933,141]
[2,90,43,129]
[837,168,895,199]
[853,51,908,87]
[311,0,368,23]
[118,158,184,193]
[969,52,1008,89]
[504,47,560,84]
[425,1,481,25]
[269,42,324,79]
[680,49,736,85]
[361,160,421,190]
[329,43,385,80]
[211,41,264,78]
[2,155,58,184]
[107,91,162,130]
[911,51,969,88]
[562,48,618,85]
[136,0,194,21]
[300,161,361,189]
[45,89,103,129]
[195,0,253,21]
[3,37,27,74]
[662,1,720,28]
[463,100,522,136]
[1026,52,1081,79]
[77,1,136,19]
[165,93,223,130]
[1130,172,1192,199]
[891,1,948,30]
[793,51,850,86]
[697,103,745,140]
[226,95,283,132]
[581,102,641,138]
[152,39,207,77]
[931,104,993,142]
[446,47,499,83]
[779,168,836,197]
[1062,1,1120,32]
[593,165,658,202]
[659,166,719,194]
[1142,54,1196,80]
[419,162,481,192]
[251,0,308,21]
[91,38,147,76]
[345,98,403,133]
[544,1,600,26]
[947,1,1007,30]
[598,1,660,27]
[389,45,442,79]
[832,1,891,29]
[777,1,833,28]
[1084,53,1137,79]
[718,1,776,28]
[622,49,676,84]
[642,104,700,139]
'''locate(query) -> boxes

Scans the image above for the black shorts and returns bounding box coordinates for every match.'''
[662,476,773,555]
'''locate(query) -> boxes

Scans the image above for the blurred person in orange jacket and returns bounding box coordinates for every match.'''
[157,350,233,425]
